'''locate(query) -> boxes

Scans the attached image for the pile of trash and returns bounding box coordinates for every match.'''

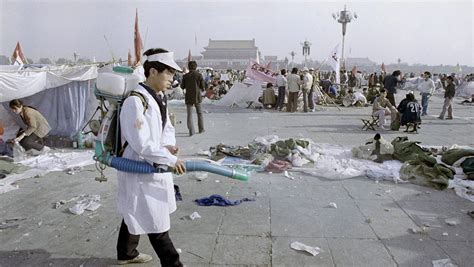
[199,135,474,202]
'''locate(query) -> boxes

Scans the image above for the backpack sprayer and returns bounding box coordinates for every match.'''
[91,66,248,182]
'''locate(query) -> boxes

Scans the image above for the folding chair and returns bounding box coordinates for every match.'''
[361,116,379,131]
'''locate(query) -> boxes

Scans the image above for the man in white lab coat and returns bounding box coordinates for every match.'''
[116,48,185,266]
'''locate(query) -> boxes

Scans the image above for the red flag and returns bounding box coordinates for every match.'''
[133,9,143,66]
[381,62,386,73]
[187,49,192,63]
[11,42,28,64]
[351,65,357,76]
[127,50,132,66]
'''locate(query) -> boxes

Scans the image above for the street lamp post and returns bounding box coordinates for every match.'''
[301,40,311,67]
[289,51,296,68]
[332,5,357,70]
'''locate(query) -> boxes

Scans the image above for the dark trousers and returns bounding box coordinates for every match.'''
[276,86,286,110]
[186,103,204,135]
[117,220,182,267]
[386,92,396,106]
[18,133,44,151]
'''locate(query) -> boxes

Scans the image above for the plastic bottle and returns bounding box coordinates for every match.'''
[76,131,84,149]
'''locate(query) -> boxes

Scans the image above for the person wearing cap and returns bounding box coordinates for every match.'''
[116,48,185,266]
[302,67,313,112]
[181,60,205,136]
[438,76,455,120]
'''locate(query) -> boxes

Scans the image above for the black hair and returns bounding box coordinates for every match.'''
[407,93,415,101]
[424,71,431,77]
[291,67,298,74]
[281,69,286,75]
[380,89,386,94]
[392,70,401,76]
[9,99,23,109]
[142,48,176,78]
[447,76,454,81]
[266,83,273,88]
[188,60,197,70]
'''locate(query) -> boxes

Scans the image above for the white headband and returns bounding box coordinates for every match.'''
[146,52,182,72]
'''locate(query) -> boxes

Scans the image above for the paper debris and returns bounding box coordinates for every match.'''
[193,172,208,181]
[176,248,182,254]
[66,166,83,175]
[67,195,101,215]
[328,202,338,209]
[444,218,459,226]
[284,171,295,180]
[442,232,449,236]
[290,241,321,256]
[189,212,201,220]
[432,258,458,267]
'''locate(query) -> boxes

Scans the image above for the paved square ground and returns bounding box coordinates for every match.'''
[0,92,473,266]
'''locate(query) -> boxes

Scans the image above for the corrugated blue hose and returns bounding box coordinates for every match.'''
[109,156,248,181]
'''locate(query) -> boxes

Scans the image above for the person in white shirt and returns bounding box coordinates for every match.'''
[418,71,436,116]
[287,67,301,112]
[116,48,185,266]
[275,69,288,111]
[302,67,314,112]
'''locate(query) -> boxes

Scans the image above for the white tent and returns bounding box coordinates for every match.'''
[0,65,99,140]
[212,82,263,107]
[456,81,474,98]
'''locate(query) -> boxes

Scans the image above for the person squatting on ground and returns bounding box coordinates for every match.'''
[275,69,288,111]
[9,99,51,153]
[181,60,205,136]
[116,48,186,266]
[397,92,422,132]
[372,89,397,130]
[262,83,277,108]
[418,71,436,116]
[439,75,456,120]
[287,67,301,112]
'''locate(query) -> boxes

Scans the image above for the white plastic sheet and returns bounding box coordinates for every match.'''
[0,65,98,102]
[213,82,263,107]
[0,150,95,194]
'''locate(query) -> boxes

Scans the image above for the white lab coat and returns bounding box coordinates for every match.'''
[117,84,178,235]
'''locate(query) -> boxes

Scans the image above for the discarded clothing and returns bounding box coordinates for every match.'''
[461,157,474,176]
[0,139,13,158]
[269,138,309,158]
[265,160,292,173]
[352,134,394,163]
[441,148,474,166]
[391,136,435,164]
[400,159,455,190]
[194,194,255,206]
[210,144,252,161]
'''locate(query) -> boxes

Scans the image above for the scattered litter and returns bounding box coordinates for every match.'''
[23,233,30,237]
[194,194,255,206]
[283,171,295,180]
[410,227,428,235]
[67,195,101,215]
[384,208,390,212]
[66,166,83,175]
[37,221,42,227]
[385,190,391,193]
[445,218,460,226]
[197,150,211,157]
[176,248,182,254]
[442,232,449,236]
[193,172,208,181]
[0,217,27,229]
[432,258,458,267]
[365,218,372,223]
[189,212,201,220]
[215,180,220,183]
[290,241,321,256]
[254,191,262,197]
[328,202,338,209]
[375,193,383,196]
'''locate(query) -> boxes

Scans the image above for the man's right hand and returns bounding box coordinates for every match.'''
[174,160,186,175]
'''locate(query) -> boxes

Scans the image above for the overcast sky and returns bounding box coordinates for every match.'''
[0,0,472,66]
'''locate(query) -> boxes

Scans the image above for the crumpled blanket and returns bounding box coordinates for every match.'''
[210,144,252,161]
[392,136,435,164]
[400,157,455,190]
[441,148,474,166]
[194,194,255,206]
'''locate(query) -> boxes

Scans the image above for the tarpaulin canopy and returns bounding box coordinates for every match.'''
[0,65,98,102]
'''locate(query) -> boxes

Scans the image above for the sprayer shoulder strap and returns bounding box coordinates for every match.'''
[118,91,149,157]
